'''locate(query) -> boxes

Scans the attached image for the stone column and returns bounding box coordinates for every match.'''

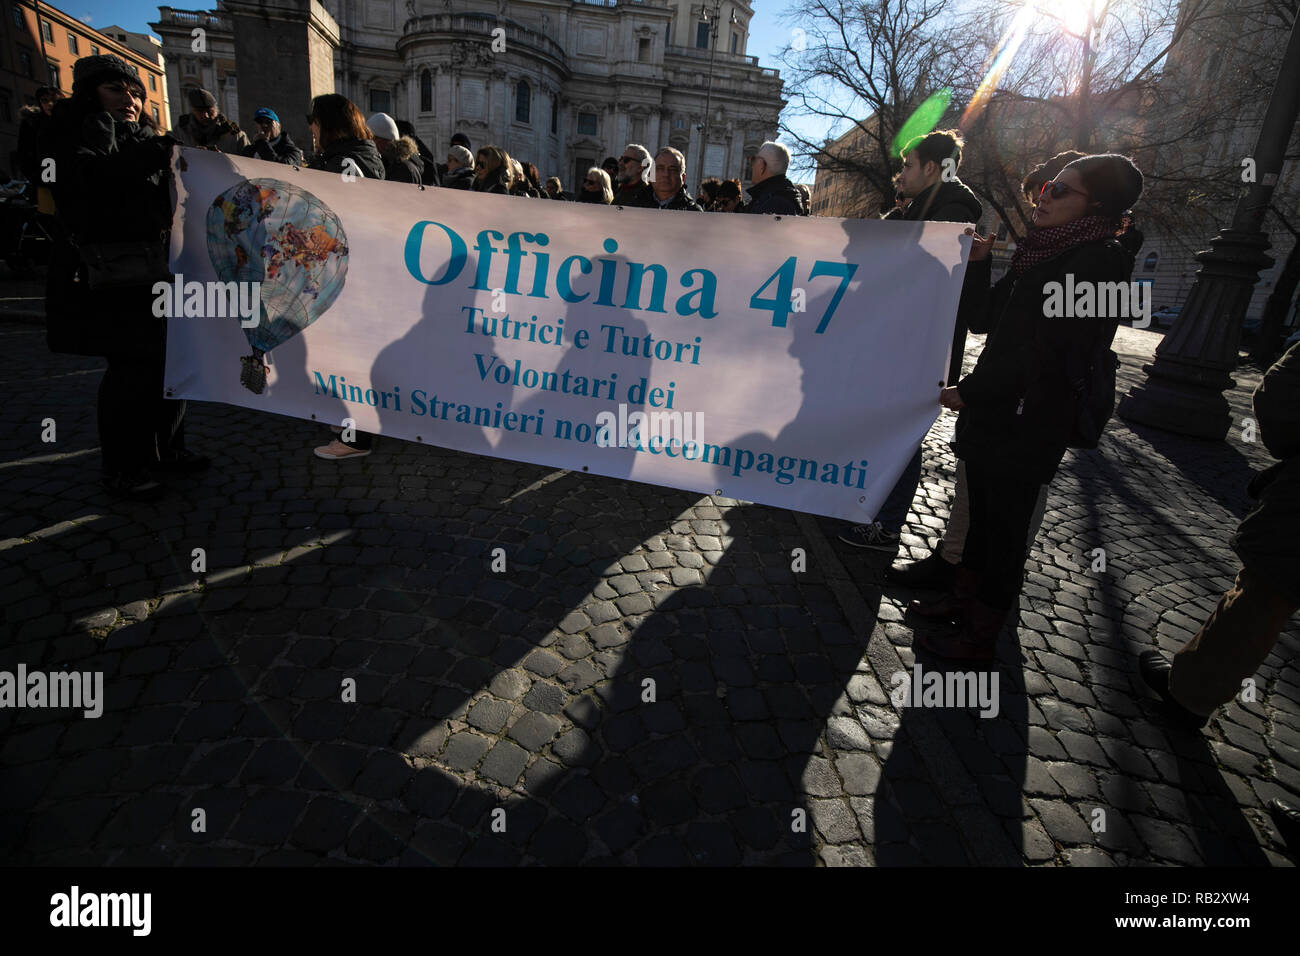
[223,0,340,155]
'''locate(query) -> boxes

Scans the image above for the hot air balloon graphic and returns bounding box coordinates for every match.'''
[206,179,349,393]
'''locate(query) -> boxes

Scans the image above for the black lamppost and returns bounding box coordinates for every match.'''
[1117,14,1300,439]
[693,2,737,193]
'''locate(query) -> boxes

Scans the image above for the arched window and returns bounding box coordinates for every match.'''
[1144,251,1158,272]
[551,93,558,134]
[515,79,530,124]
[420,69,432,113]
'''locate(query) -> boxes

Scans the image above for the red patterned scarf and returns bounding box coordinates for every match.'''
[1011,215,1117,276]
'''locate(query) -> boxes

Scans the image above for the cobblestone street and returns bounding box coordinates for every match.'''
[1,311,1297,866]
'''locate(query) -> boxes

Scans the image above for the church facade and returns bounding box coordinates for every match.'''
[153,0,785,191]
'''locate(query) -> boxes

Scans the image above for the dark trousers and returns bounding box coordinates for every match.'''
[98,351,186,477]
[875,446,924,532]
[961,460,1043,610]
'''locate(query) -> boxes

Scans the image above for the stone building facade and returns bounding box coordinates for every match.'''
[152,0,784,193]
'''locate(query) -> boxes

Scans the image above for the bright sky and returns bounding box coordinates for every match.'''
[75,1,820,179]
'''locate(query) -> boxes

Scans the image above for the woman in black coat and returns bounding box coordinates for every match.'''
[44,54,207,500]
[919,154,1143,660]
[471,146,512,195]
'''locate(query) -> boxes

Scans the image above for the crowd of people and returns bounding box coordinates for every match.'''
[28,52,1300,748]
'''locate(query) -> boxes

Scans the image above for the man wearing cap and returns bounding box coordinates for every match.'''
[241,107,303,165]
[367,112,421,185]
[173,88,248,154]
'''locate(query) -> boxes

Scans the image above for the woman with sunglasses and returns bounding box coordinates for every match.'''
[578,167,613,204]
[42,55,207,500]
[915,153,1143,660]
[471,146,512,194]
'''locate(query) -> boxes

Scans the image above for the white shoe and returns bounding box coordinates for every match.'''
[314,440,371,460]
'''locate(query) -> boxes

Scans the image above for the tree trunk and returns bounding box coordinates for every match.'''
[1249,235,1300,365]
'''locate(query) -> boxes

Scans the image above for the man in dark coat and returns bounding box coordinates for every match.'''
[173,87,248,154]
[744,141,808,216]
[613,143,656,207]
[841,129,982,555]
[633,146,702,210]
[1141,341,1300,728]
[241,107,304,165]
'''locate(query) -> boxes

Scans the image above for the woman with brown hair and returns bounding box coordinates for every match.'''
[304,93,384,181]
[305,92,385,461]
[471,145,512,194]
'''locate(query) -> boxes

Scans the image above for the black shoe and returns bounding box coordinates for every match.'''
[1138,651,1209,729]
[1269,799,1300,850]
[102,471,168,502]
[155,450,211,474]
[887,550,958,589]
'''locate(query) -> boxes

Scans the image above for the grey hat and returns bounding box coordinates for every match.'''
[187,88,217,110]
[72,54,140,93]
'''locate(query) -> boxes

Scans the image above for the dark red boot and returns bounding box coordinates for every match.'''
[915,598,1006,662]
[907,565,977,622]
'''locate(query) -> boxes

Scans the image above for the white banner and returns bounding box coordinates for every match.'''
[165,148,972,523]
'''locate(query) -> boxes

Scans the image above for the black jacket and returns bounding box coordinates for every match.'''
[307,137,385,180]
[744,174,808,216]
[42,105,175,357]
[903,178,982,224]
[1232,341,1300,604]
[472,166,510,194]
[636,186,703,211]
[953,237,1135,484]
[442,166,475,190]
[380,136,422,185]
[241,130,304,166]
[578,188,610,204]
[614,181,655,207]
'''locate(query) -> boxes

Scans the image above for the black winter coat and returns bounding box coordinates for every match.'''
[442,166,474,190]
[307,137,385,180]
[1232,341,1300,604]
[903,178,982,224]
[380,136,423,185]
[744,174,808,216]
[42,105,175,357]
[472,166,510,194]
[634,186,702,211]
[953,237,1135,484]
[241,130,304,166]
[614,181,655,207]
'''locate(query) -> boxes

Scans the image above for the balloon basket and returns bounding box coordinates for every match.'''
[240,350,268,394]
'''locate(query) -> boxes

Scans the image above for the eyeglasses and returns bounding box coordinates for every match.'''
[1040,180,1089,202]
[619,156,638,164]
[254,117,274,126]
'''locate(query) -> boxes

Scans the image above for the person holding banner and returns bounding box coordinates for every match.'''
[921,154,1143,660]
[306,93,385,460]
[42,54,205,500]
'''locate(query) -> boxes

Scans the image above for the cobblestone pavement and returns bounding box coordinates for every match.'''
[1,312,1297,866]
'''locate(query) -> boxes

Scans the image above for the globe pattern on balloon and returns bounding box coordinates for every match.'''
[206,178,349,355]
